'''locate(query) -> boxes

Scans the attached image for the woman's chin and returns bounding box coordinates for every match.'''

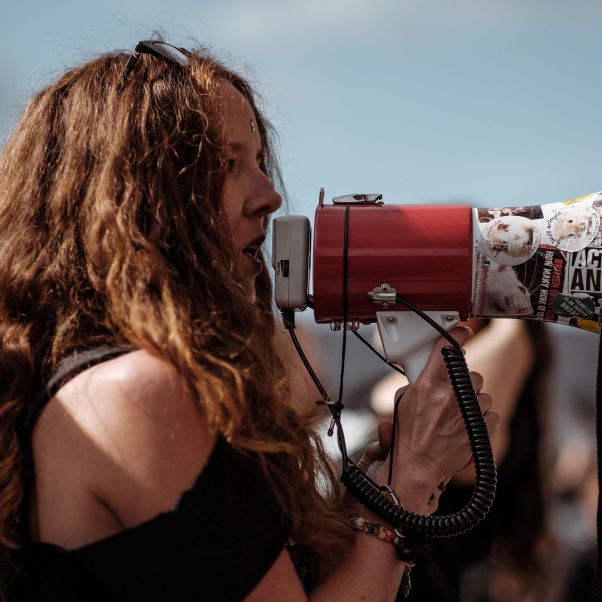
[236,270,257,300]
[237,259,262,298]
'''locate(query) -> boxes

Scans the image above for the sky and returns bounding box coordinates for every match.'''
[3,0,602,217]
[1,0,601,402]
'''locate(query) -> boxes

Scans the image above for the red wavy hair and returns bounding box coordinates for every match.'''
[0,45,351,598]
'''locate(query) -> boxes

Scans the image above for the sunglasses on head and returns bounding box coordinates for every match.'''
[123,40,190,82]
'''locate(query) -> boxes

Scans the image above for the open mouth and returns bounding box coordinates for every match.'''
[242,235,265,273]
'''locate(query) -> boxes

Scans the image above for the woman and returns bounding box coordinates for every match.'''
[0,40,498,601]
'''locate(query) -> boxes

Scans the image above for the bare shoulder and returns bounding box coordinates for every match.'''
[34,349,216,528]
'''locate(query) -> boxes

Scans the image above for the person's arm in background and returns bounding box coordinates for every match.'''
[452,319,534,483]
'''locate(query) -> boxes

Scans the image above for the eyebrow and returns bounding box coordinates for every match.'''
[227,142,249,152]
[227,142,263,158]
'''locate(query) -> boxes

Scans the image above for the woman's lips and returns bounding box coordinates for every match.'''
[242,246,263,274]
[241,235,265,275]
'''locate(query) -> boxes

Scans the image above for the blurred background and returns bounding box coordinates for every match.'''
[2,1,600,599]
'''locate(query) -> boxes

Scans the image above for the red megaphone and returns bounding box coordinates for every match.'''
[274,190,601,380]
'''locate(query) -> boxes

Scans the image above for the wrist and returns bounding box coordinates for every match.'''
[348,516,416,597]
[374,464,440,515]
[398,465,438,514]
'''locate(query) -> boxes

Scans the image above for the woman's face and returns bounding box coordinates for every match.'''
[218,81,282,294]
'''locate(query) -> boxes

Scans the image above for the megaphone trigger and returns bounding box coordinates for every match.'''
[376,311,461,384]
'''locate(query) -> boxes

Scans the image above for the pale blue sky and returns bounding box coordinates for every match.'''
[2,0,602,217]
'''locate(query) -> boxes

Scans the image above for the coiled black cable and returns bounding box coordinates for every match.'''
[283,311,497,537]
[341,343,496,537]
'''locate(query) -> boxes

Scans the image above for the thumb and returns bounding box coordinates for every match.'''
[360,422,393,468]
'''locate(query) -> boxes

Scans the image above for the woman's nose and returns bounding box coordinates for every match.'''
[245,173,282,218]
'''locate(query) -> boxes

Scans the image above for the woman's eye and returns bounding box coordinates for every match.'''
[227,158,237,171]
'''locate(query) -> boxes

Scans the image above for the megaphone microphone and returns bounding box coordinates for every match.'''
[272,188,601,539]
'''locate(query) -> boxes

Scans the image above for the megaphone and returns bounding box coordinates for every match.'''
[272,188,601,544]
[273,189,601,382]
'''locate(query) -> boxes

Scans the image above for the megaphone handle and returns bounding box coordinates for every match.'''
[376,311,462,382]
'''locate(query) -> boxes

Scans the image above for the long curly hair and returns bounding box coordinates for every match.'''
[0,45,351,597]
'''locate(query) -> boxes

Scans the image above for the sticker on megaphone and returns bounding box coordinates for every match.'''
[472,191,602,332]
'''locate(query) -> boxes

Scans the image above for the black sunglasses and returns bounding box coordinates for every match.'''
[123,40,190,82]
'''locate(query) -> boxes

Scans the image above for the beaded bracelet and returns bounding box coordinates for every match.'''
[349,517,401,545]
[349,517,415,597]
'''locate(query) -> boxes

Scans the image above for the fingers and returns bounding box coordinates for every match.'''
[357,421,393,471]
[470,371,484,393]
[477,392,493,414]
[356,441,382,471]
[471,371,492,418]
[484,410,501,434]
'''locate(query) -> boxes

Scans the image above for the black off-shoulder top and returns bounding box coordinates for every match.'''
[19,347,308,601]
